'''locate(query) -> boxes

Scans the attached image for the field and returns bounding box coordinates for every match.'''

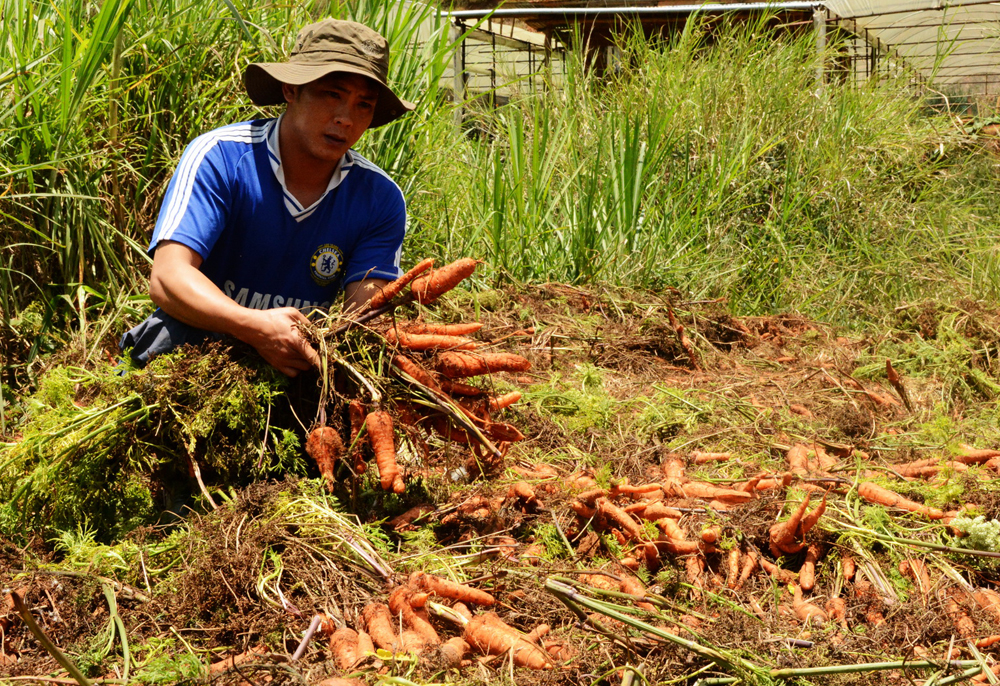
[3,0,1000,685]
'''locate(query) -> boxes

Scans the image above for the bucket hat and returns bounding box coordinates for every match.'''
[244,18,415,129]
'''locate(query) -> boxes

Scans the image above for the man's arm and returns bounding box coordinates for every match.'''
[343,278,390,314]
[149,241,320,377]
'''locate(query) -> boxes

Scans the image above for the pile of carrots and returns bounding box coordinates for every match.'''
[305,257,533,495]
[318,572,569,673]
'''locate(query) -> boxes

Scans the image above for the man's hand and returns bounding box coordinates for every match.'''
[239,307,321,377]
[150,241,321,377]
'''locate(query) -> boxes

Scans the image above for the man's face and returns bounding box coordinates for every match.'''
[281,72,379,164]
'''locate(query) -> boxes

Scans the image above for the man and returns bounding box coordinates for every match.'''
[120,18,414,377]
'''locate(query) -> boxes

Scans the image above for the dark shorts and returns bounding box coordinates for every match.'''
[119,310,222,365]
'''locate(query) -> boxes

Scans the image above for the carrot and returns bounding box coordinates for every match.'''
[618,572,657,612]
[366,257,434,310]
[977,636,1000,649]
[798,491,827,537]
[701,526,721,545]
[759,557,796,584]
[769,493,812,557]
[405,321,483,337]
[856,481,945,519]
[489,391,522,413]
[955,443,1000,464]
[570,500,597,519]
[208,646,267,675]
[314,679,366,686]
[576,488,607,504]
[526,624,550,644]
[436,351,532,379]
[410,571,496,606]
[841,555,856,581]
[596,497,645,541]
[361,603,398,652]
[735,547,758,589]
[754,473,793,492]
[726,548,741,589]
[305,426,344,492]
[567,471,599,490]
[440,636,471,668]
[826,597,848,630]
[544,640,575,663]
[945,588,976,637]
[685,555,705,598]
[484,421,525,443]
[384,328,478,351]
[681,481,752,504]
[898,559,931,605]
[507,481,540,511]
[464,611,552,669]
[388,504,433,532]
[389,586,440,646]
[440,379,485,397]
[799,543,822,592]
[792,584,828,626]
[691,451,732,464]
[365,411,405,494]
[787,444,810,475]
[631,502,682,521]
[975,588,1000,625]
[329,627,362,670]
[610,480,662,499]
[392,354,441,390]
[411,258,479,304]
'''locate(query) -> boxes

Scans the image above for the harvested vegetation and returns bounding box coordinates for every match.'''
[8,287,1000,685]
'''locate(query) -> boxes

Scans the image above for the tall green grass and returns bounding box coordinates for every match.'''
[3,3,1000,373]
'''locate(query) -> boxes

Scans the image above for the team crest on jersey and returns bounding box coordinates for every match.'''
[310,244,344,286]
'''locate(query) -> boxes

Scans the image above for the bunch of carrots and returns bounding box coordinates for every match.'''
[305,257,533,495]
[318,571,569,674]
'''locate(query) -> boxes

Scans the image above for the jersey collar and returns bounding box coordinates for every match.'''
[265,114,355,222]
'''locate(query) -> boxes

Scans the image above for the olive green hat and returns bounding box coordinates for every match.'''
[244,18,415,129]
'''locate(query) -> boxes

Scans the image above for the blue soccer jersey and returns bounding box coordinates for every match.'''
[149,116,405,312]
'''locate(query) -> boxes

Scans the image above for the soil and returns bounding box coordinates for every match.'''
[4,285,1000,685]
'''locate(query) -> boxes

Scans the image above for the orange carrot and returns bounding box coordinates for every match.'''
[305,426,344,492]
[463,611,552,669]
[956,443,1000,464]
[726,549,741,589]
[488,391,522,413]
[792,585,828,625]
[410,571,496,606]
[736,548,758,589]
[685,555,705,598]
[544,640,575,663]
[436,351,532,379]
[842,556,856,581]
[329,627,362,670]
[798,491,827,537]
[384,328,478,351]
[632,502,682,521]
[799,543,822,592]
[361,603,398,652]
[680,481,751,503]
[610,481,663,499]
[440,636,471,668]
[974,588,1000,623]
[404,321,483,336]
[899,559,931,604]
[348,400,367,475]
[945,588,976,637]
[759,557,796,584]
[701,526,721,545]
[977,636,1000,649]
[440,379,486,397]
[392,354,441,390]
[596,497,645,541]
[618,572,657,612]
[857,481,945,519]
[826,597,848,630]
[389,586,440,646]
[691,451,732,464]
[484,421,526,443]
[787,444,810,475]
[770,493,812,557]
[314,679,366,686]
[366,258,434,310]
[754,473,793,491]
[365,411,405,494]
[411,258,479,304]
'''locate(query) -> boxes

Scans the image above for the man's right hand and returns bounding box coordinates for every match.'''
[239,307,321,377]
[149,241,321,377]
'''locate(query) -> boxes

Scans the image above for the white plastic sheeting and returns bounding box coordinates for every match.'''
[824,0,1000,94]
